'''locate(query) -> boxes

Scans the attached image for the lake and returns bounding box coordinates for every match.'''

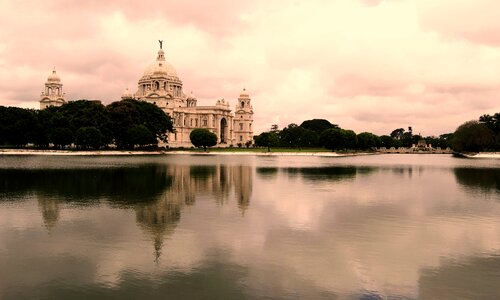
[1,154,500,299]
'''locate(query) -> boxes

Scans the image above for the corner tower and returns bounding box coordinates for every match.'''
[233,88,254,146]
[40,68,66,109]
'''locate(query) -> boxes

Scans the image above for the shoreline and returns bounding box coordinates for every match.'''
[453,152,500,159]
[0,148,375,157]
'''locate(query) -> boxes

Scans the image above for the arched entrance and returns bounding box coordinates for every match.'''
[220,118,227,143]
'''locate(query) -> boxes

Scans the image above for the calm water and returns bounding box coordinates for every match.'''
[1,154,500,300]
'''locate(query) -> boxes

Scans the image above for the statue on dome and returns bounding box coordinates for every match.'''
[159,40,163,49]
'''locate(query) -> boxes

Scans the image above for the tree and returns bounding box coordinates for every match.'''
[75,127,103,149]
[343,129,357,149]
[278,123,319,148]
[357,132,380,150]
[270,124,279,133]
[190,128,217,151]
[300,119,338,135]
[390,128,405,140]
[106,99,173,149]
[254,132,279,152]
[300,129,320,147]
[424,135,451,149]
[51,127,74,149]
[451,120,494,152]
[33,107,59,148]
[320,128,359,151]
[58,100,110,142]
[0,107,38,147]
[379,135,394,148]
[125,125,156,149]
[319,128,345,151]
[479,113,500,135]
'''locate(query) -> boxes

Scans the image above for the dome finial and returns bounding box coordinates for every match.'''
[156,40,165,61]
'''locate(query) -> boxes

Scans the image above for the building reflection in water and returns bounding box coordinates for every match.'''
[135,196,181,262]
[28,164,253,260]
[37,196,60,231]
[132,164,253,261]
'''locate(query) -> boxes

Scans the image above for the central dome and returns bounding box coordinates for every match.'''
[142,49,178,78]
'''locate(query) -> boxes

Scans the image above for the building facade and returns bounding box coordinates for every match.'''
[40,69,66,109]
[123,43,254,148]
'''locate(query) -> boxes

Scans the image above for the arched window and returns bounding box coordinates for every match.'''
[241,101,244,107]
[155,81,160,90]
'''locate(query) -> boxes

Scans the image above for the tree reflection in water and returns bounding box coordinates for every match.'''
[0,166,172,204]
[0,164,253,261]
[454,167,500,194]
[257,166,375,183]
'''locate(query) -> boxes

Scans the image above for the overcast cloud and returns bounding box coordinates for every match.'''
[1,0,500,135]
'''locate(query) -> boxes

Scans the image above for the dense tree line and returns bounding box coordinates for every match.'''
[4,101,497,153]
[254,119,452,152]
[0,99,173,150]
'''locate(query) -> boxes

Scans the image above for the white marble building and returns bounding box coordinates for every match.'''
[39,69,67,109]
[123,42,254,148]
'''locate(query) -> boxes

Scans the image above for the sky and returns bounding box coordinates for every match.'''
[1,0,500,136]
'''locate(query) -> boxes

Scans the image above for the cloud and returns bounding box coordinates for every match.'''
[417,1,500,46]
[1,0,500,136]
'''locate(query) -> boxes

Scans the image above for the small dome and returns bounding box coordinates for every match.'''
[187,90,196,99]
[122,88,134,99]
[47,69,60,83]
[239,88,250,98]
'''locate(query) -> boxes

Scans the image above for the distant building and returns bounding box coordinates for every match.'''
[123,42,254,147]
[40,69,66,109]
[378,138,452,154]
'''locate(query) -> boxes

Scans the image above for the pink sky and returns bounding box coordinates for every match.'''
[1,0,500,136]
